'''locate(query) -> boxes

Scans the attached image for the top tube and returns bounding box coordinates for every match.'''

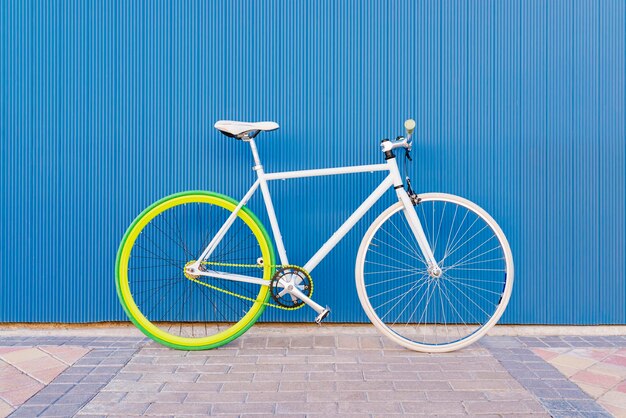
[262,164,390,181]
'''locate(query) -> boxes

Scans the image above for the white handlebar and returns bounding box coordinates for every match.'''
[391,138,411,150]
[381,137,412,153]
[380,119,416,154]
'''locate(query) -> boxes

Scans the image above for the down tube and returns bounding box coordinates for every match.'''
[302,174,395,273]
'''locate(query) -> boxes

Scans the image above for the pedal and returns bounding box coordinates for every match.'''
[314,307,331,324]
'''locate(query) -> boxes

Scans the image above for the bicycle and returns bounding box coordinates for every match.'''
[115,119,514,353]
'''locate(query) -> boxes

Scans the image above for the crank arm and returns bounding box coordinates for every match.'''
[281,281,327,316]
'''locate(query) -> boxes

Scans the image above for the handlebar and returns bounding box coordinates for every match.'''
[385,137,411,151]
[381,119,416,154]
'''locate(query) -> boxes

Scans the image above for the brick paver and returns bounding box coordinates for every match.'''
[0,330,622,417]
[0,346,90,416]
[535,346,626,417]
[484,336,616,417]
[2,339,144,418]
[66,335,551,417]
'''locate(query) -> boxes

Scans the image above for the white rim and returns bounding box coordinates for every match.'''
[355,193,514,353]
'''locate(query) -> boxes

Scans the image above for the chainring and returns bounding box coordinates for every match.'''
[269,266,313,308]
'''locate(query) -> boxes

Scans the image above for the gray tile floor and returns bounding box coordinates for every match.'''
[2,330,622,417]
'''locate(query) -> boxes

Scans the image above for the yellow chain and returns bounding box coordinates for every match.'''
[184,261,313,311]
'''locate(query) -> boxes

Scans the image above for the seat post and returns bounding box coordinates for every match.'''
[246,137,263,169]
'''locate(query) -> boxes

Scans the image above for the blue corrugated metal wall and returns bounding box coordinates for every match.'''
[0,1,624,324]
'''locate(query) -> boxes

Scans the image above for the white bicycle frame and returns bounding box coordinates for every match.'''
[188,137,440,316]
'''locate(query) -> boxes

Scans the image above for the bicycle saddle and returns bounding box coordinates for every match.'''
[214,120,279,139]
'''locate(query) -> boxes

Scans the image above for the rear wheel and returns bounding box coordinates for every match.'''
[355,193,514,352]
[115,191,275,350]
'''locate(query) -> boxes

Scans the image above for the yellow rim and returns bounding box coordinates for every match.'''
[117,193,272,348]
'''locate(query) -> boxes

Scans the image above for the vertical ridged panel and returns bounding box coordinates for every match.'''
[0,1,624,324]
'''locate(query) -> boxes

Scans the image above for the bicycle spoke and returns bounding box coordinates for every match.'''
[369,275,428,300]
[379,278,426,321]
[451,267,506,272]
[365,267,427,275]
[373,276,429,310]
[438,280,467,337]
[440,221,487,265]
[135,237,185,270]
[381,218,423,261]
[444,237,498,271]
[367,246,424,271]
[366,269,428,287]
[150,218,194,259]
[446,256,505,269]
[130,276,185,283]
[442,204,459,260]
[442,208,469,262]
[415,279,436,328]
[364,259,421,272]
[432,202,447,256]
[128,264,181,271]
[129,253,188,264]
[372,236,424,264]
[443,274,504,299]
[132,279,184,300]
[437,282,449,341]
[441,276,505,284]
[391,279,427,326]
[441,213,480,264]
[443,279,492,318]
[403,278,434,325]
[441,279,484,325]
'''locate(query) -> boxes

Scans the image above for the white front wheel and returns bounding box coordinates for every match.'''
[355,193,514,352]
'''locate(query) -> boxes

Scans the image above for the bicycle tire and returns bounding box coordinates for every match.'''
[115,190,275,350]
[355,193,514,352]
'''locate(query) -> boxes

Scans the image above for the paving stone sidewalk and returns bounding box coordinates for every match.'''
[0,346,90,416]
[0,328,624,417]
[533,346,626,416]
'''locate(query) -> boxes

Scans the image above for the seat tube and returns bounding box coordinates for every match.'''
[248,139,290,265]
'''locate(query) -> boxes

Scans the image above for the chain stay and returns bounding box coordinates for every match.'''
[185,261,311,311]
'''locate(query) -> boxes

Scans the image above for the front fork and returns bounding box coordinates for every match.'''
[396,188,442,274]
[388,155,442,276]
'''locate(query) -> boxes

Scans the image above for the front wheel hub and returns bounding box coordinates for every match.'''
[428,265,442,278]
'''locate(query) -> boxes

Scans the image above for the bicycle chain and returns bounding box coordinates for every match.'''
[185,261,313,311]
